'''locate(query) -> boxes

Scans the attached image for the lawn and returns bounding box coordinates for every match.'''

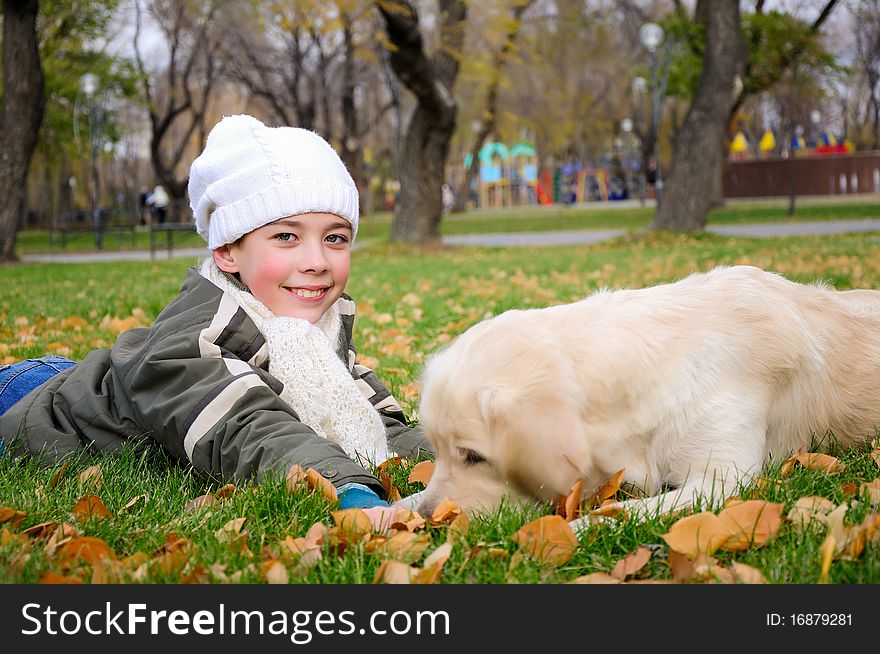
[1,229,880,584]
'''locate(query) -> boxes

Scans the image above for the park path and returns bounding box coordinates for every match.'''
[18,218,880,264]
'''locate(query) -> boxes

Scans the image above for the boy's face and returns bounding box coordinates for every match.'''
[213,212,352,323]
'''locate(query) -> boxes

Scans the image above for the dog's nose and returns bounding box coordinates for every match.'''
[417,498,437,517]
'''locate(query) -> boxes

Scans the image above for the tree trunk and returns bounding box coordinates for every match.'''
[0,0,44,262]
[376,0,467,244]
[652,0,745,231]
[392,105,454,242]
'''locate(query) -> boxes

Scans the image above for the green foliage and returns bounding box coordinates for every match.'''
[36,0,141,167]
[659,8,842,102]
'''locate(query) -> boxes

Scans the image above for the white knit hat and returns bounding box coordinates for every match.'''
[188,114,359,250]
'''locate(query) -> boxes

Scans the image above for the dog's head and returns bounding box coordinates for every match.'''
[417,310,592,517]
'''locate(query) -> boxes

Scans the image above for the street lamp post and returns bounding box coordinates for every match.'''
[639,22,667,205]
[76,72,105,250]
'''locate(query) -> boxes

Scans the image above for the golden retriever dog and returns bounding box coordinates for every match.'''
[410,266,880,527]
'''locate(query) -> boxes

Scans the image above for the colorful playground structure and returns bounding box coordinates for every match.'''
[457,140,633,209]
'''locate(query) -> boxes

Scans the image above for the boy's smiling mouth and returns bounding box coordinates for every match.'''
[286,286,329,300]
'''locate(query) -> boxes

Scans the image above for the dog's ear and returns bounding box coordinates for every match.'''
[477,385,590,502]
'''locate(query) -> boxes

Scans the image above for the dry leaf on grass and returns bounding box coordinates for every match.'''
[118,494,148,515]
[512,515,579,567]
[375,532,431,564]
[588,469,626,507]
[609,546,652,580]
[717,500,783,551]
[819,533,836,583]
[660,512,731,557]
[373,560,416,584]
[56,536,117,565]
[570,572,622,584]
[730,562,768,584]
[185,494,216,512]
[215,484,236,500]
[285,466,338,502]
[262,560,290,585]
[38,571,82,584]
[408,461,435,486]
[430,498,462,525]
[556,480,584,520]
[331,509,373,542]
[859,479,880,506]
[78,465,103,491]
[215,518,248,542]
[781,453,846,477]
[49,460,70,489]
[0,507,26,529]
[72,495,112,521]
[787,496,837,528]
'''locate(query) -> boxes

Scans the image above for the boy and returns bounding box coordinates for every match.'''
[0,114,433,509]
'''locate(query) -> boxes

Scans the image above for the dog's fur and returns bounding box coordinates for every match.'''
[414,266,880,524]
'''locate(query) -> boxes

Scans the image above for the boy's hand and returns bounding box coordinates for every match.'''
[337,482,389,510]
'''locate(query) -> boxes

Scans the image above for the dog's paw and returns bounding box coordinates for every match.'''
[569,513,617,536]
[392,490,427,512]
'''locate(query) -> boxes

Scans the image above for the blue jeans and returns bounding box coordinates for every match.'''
[0,356,76,457]
[0,356,77,418]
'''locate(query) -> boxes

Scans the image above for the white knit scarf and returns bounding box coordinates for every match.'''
[199,260,390,465]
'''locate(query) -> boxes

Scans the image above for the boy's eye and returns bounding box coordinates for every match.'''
[275,233,295,242]
[325,233,349,244]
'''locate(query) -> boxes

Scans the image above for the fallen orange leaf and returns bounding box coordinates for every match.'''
[731,562,768,584]
[215,484,236,500]
[781,452,845,477]
[306,468,338,502]
[609,546,652,580]
[408,461,435,486]
[72,495,112,521]
[660,512,731,557]
[570,572,621,584]
[430,498,462,525]
[787,496,837,529]
[859,479,880,506]
[78,465,103,490]
[0,507,26,529]
[718,500,783,550]
[38,571,82,584]
[331,508,373,542]
[512,515,579,567]
[372,560,415,584]
[185,494,215,512]
[589,469,626,506]
[57,536,116,565]
[556,480,583,520]
[375,532,431,564]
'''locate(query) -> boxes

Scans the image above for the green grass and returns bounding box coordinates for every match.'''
[2,229,880,583]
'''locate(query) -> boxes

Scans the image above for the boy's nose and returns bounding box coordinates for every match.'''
[299,241,329,272]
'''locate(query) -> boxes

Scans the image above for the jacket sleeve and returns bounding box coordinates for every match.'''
[111,291,386,496]
[351,359,436,461]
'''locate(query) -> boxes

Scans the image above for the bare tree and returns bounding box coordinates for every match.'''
[0,0,45,262]
[451,0,534,213]
[652,0,745,231]
[376,0,467,244]
[133,0,223,216]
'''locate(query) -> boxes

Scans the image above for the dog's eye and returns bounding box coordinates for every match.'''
[460,448,486,465]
